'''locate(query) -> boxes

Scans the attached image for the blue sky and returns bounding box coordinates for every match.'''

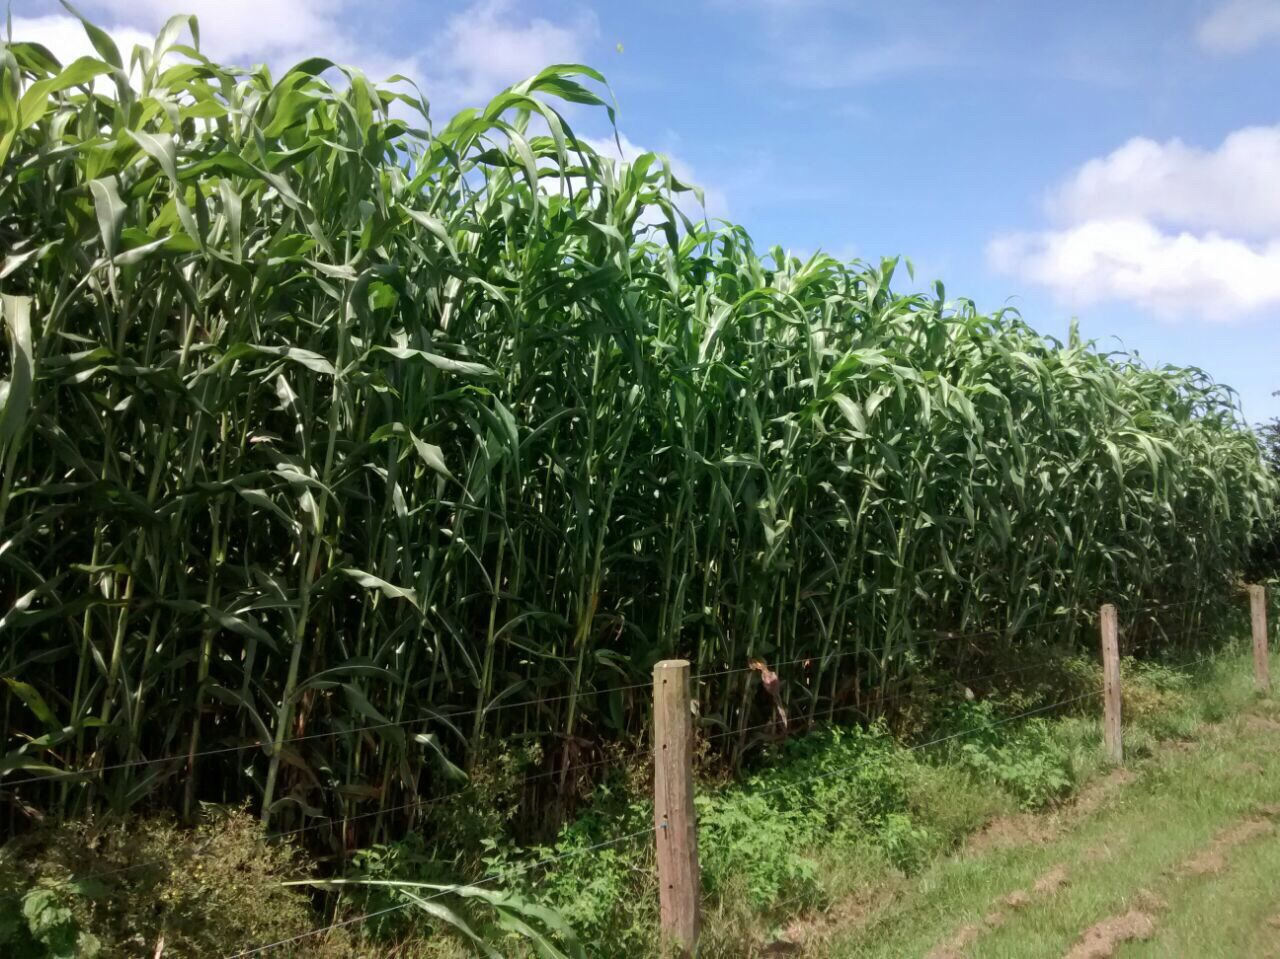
[15,0,1280,422]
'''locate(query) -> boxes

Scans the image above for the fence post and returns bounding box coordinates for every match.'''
[1100,603,1123,764]
[653,659,700,956]
[1250,584,1271,694]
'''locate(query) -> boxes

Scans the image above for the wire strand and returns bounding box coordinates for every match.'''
[701,648,1084,744]
[0,679,654,789]
[2,600,1234,789]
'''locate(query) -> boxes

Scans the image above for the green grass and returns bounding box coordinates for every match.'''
[818,650,1280,959]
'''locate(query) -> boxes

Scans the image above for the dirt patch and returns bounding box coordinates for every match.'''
[1132,888,1168,913]
[924,923,982,959]
[1032,864,1070,895]
[1245,715,1280,733]
[1260,912,1280,959]
[1176,818,1273,877]
[962,768,1136,869]
[926,864,1069,957]
[964,812,1055,855]
[778,883,895,954]
[762,940,801,955]
[1063,910,1157,959]
[1082,841,1122,863]
[1236,761,1264,776]
[1073,768,1137,817]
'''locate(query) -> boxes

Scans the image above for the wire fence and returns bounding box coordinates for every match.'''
[209,600,1268,957]
[0,598,1200,792]
[3,594,1269,958]
[224,641,1253,957]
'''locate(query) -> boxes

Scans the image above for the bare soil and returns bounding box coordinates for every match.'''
[925,863,1072,958]
[1174,818,1273,877]
[1062,910,1156,959]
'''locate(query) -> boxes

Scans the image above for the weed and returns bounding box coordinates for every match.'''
[0,808,350,959]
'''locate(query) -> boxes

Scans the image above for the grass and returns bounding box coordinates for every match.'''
[813,648,1280,958]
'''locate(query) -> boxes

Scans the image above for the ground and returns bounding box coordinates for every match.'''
[806,678,1280,958]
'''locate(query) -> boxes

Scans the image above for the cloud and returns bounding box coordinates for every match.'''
[11,14,154,67]
[724,0,954,90]
[1196,0,1280,54]
[13,1,599,106]
[781,38,939,89]
[11,3,384,78]
[428,0,598,106]
[990,125,1280,321]
[13,4,728,225]
[88,0,352,62]
[1050,127,1280,239]
[989,220,1280,320]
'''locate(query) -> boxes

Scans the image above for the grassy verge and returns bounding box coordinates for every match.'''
[820,646,1280,958]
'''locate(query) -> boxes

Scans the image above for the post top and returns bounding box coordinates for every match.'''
[654,659,690,670]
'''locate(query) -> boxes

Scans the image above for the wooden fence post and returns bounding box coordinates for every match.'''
[1100,603,1123,764]
[1250,584,1271,694]
[653,660,700,955]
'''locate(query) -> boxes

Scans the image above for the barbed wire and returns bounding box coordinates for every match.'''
[1,606,1243,792]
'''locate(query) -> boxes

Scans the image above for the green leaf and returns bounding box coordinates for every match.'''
[340,568,419,608]
[88,179,125,258]
[0,295,33,455]
[3,677,59,731]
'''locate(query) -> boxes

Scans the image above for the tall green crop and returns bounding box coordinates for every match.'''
[0,14,1273,841]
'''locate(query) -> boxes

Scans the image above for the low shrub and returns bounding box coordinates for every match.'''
[0,807,349,959]
[932,700,1075,808]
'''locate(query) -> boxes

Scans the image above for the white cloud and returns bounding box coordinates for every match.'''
[427,0,598,107]
[990,125,1280,321]
[11,3,382,77]
[1196,0,1280,54]
[989,220,1280,320]
[11,14,154,67]
[1050,127,1280,239]
[13,4,729,225]
[89,0,351,62]
[782,38,937,89]
[14,1,598,103]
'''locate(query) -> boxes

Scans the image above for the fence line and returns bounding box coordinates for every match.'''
[29,610,1253,900]
[52,647,1099,889]
[1,618,1090,791]
[647,589,1272,950]
[226,631,1260,957]
[54,646,1107,889]
[15,587,1270,957]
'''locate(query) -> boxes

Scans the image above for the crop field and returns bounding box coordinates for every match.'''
[0,11,1277,959]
